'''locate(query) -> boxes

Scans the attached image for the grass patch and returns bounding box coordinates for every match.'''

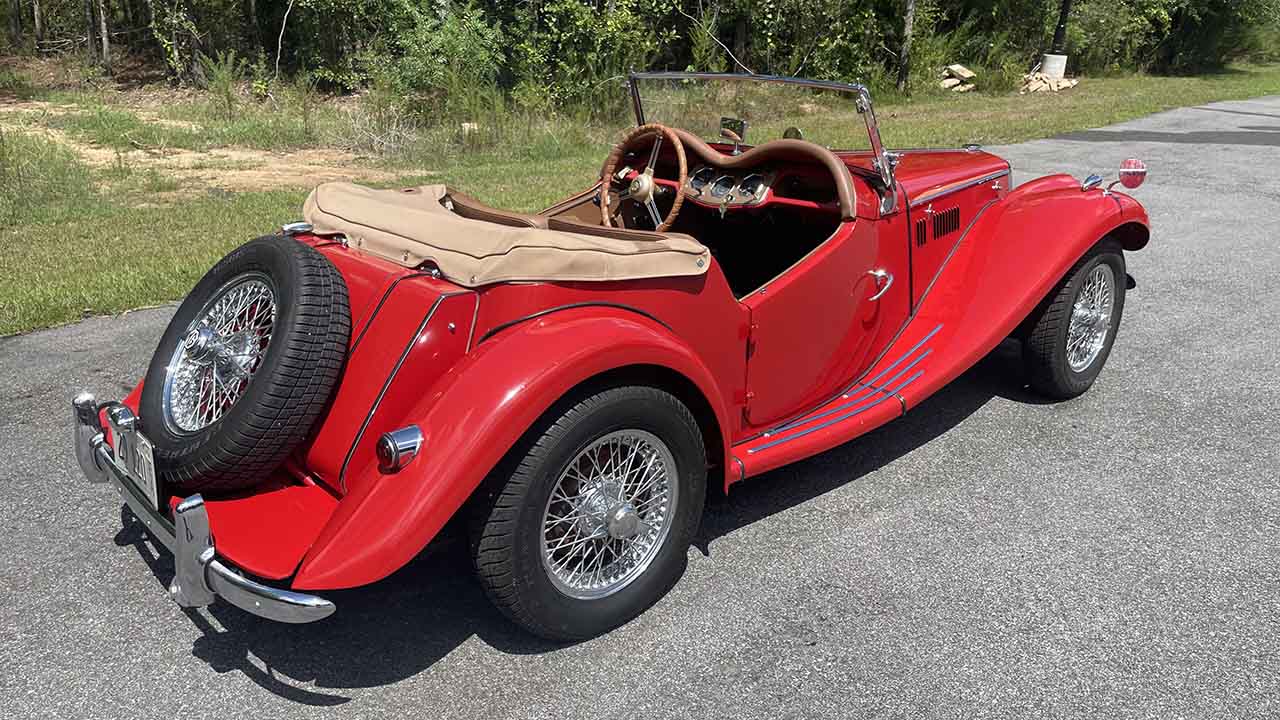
[0,189,302,335]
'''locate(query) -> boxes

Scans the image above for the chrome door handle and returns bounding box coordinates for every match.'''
[867,269,893,301]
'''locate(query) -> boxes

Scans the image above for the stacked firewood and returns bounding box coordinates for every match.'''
[1021,72,1080,94]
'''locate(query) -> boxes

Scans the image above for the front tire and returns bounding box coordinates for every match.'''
[1023,239,1126,399]
[470,386,707,641]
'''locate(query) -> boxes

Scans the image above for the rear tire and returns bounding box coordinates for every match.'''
[470,386,707,641]
[1023,239,1126,399]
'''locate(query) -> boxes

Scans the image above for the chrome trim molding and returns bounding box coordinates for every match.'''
[281,222,314,236]
[73,395,335,624]
[748,323,942,454]
[476,302,673,345]
[908,169,1010,209]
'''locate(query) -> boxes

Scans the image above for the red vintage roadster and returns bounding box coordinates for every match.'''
[74,73,1150,640]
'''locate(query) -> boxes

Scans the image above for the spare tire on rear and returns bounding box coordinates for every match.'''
[138,235,350,494]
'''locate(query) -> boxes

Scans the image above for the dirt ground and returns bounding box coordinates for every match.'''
[0,61,399,196]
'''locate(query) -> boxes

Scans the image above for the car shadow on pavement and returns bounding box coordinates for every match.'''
[114,339,1041,705]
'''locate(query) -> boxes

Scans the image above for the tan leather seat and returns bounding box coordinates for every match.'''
[446,191,549,229]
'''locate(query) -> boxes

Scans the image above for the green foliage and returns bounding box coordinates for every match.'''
[198,50,248,121]
[7,0,1280,105]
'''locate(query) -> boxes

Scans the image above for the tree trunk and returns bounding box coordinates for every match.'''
[84,0,98,59]
[122,0,132,31]
[897,0,916,93]
[733,15,746,73]
[33,0,44,46]
[9,0,22,45]
[244,0,263,54]
[97,0,110,72]
[1050,0,1073,54]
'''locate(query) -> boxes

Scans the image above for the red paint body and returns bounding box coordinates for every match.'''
[128,146,1150,590]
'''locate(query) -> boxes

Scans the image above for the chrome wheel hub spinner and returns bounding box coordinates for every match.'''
[541,430,678,600]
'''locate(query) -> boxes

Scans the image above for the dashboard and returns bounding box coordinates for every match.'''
[684,166,774,207]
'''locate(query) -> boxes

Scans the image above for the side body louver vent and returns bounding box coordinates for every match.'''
[914,218,928,247]
[932,207,961,238]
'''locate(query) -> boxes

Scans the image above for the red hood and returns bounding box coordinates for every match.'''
[840,148,1010,206]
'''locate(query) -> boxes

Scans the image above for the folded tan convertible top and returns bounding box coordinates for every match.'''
[303,182,710,287]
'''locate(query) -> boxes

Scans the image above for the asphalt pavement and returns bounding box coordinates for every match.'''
[2,97,1278,719]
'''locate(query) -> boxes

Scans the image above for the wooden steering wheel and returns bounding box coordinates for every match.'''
[600,123,688,232]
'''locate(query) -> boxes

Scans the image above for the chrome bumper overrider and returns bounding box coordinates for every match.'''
[73,392,335,624]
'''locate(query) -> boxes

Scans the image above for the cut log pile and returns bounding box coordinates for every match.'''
[939,64,976,92]
[1020,72,1080,94]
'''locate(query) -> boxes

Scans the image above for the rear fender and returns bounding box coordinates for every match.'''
[292,307,731,590]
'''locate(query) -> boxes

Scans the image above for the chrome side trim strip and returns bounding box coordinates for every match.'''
[768,347,932,436]
[768,323,942,435]
[747,322,943,454]
[748,370,923,453]
[908,169,1009,209]
[476,302,672,345]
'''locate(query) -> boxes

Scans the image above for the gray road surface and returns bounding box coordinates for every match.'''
[2,97,1278,719]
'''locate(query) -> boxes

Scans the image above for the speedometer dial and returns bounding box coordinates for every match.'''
[738,174,766,199]
[709,176,736,199]
[690,167,716,191]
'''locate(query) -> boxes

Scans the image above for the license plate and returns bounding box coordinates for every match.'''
[111,425,159,512]
[132,433,159,511]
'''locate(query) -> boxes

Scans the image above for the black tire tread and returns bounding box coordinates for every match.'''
[1024,238,1125,399]
[148,237,350,493]
[469,385,704,640]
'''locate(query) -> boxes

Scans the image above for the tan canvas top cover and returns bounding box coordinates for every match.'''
[303,182,710,287]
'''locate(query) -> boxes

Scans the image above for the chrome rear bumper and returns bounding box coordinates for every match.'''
[73,392,335,624]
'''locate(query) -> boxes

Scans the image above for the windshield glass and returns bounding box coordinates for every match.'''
[629,73,877,153]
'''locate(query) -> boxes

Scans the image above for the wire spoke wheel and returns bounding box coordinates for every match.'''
[540,429,679,600]
[162,272,277,433]
[1065,264,1115,372]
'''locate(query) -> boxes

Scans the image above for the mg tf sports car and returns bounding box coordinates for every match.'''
[74,72,1150,640]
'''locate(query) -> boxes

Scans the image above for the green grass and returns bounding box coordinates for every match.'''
[3,62,1280,335]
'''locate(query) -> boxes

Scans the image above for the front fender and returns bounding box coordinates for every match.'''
[889,172,1151,410]
[293,307,731,590]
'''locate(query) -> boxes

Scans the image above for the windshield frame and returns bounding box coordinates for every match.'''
[627,71,895,192]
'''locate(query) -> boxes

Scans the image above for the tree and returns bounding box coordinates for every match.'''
[897,0,915,92]
[32,0,43,47]
[8,0,22,46]
[1050,0,1073,55]
[97,0,110,72]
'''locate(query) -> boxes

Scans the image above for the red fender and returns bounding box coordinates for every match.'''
[894,173,1150,410]
[293,307,732,590]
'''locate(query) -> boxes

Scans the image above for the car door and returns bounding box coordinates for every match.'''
[743,212,911,429]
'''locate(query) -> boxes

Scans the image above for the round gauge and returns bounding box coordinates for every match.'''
[690,167,716,191]
[709,176,736,199]
[738,174,766,198]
